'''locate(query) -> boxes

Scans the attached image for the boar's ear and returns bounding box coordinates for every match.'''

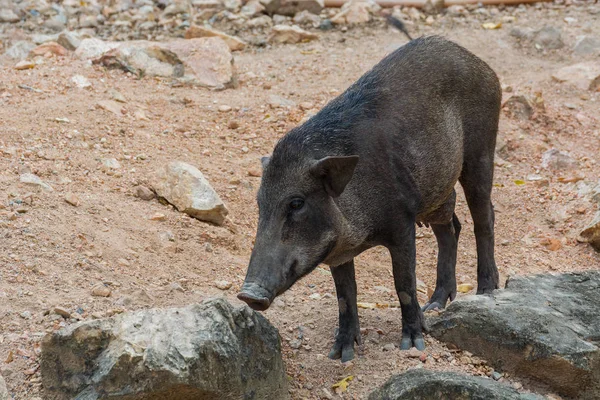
[310,155,359,198]
[260,156,271,170]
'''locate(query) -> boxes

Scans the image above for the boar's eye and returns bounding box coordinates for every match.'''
[289,198,305,211]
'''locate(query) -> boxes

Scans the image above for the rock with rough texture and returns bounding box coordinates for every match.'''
[368,369,543,400]
[540,149,578,171]
[268,24,318,44]
[331,0,378,25]
[240,0,266,17]
[580,211,600,251]
[552,62,600,91]
[153,161,228,225]
[574,36,600,56]
[185,25,246,51]
[503,95,533,120]
[29,42,68,57]
[90,38,234,88]
[20,173,53,191]
[165,38,235,88]
[41,298,288,400]
[5,41,36,60]
[94,44,185,78]
[0,8,19,22]
[276,0,324,16]
[428,271,600,399]
[532,26,564,49]
[0,374,8,400]
[57,31,81,51]
[74,38,120,60]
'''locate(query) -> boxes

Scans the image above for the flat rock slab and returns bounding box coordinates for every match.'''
[41,298,288,400]
[428,271,600,399]
[368,369,543,400]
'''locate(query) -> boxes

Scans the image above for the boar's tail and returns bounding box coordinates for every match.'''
[386,15,413,41]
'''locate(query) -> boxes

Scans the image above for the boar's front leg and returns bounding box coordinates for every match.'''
[389,223,425,351]
[329,259,361,362]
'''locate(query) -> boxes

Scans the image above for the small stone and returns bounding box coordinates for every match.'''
[419,353,427,363]
[228,121,240,129]
[503,95,533,121]
[29,42,68,57]
[268,94,295,108]
[185,25,246,52]
[64,193,81,207]
[407,348,422,358]
[273,298,286,308]
[580,212,600,251]
[109,89,127,103]
[552,62,600,92]
[52,307,71,319]
[20,173,53,191]
[135,186,155,201]
[97,100,124,117]
[14,60,35,70]
[289,339,302,349]
[541,149,578,171]
[533,26,564,50]
[309,293,321,300]
[573,36,600,56]
[299,102,314,110]
[218,105,232,112]
[382,343,396,352]
[491,371,502,381]
[268,25,319,44]
[248,169,262,177]
[102,158,121,170]
[457,283,474,293]
[92,284,111,297]
[0,8,20,23]
[167,282,184,292]
[20,311,32,319]
[57,31,81,51]
[214,280,232,290]
[150,213,167,221]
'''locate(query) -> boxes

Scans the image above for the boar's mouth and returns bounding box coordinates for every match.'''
[237,292,271,311]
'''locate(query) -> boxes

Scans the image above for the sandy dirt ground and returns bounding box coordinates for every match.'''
[1,2,600,399]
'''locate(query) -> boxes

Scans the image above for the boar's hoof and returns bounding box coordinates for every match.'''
[421,301,444,312]
[476,287,496,295]
[328,342,355,363]
[400,334,425,351]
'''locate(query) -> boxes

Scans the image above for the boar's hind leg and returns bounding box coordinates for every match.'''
[422,212,461,312]
[329,259,361,362]
[460,153,499,294]
[389,223,425,351]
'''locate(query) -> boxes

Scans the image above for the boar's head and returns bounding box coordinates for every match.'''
[238,151,359,311]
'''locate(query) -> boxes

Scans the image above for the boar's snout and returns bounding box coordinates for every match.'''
[237,283,272,311]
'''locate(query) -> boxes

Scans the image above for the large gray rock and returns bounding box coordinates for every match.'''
[368,369,543,400]
[153,161,229,225]
[41,298,288,400]
[428,271,600,399]
[0,375,8,400]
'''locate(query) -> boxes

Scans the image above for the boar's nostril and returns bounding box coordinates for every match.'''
[237,292,271,311]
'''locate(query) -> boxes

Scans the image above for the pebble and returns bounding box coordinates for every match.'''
[169,282,185,292]
[64,193,81,207]
[14,60,35,70]
[491,371,503,381]
[214,280,232,290]
[102,158,121,170]
[20,311,32,319]
[135,186,155,201]
[309,293,321,300]
[289,339,302,349]
[382,343,396,352]
[71,75,92,89]
[407,348,422,358]
[228,120,240,129]
[218,105,232,112]
[52,307,71,319]
[248,169,262,177]
[150,213,166,221]
[91,284,111,297]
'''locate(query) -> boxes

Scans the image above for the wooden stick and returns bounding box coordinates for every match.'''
[324,0,548,8]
